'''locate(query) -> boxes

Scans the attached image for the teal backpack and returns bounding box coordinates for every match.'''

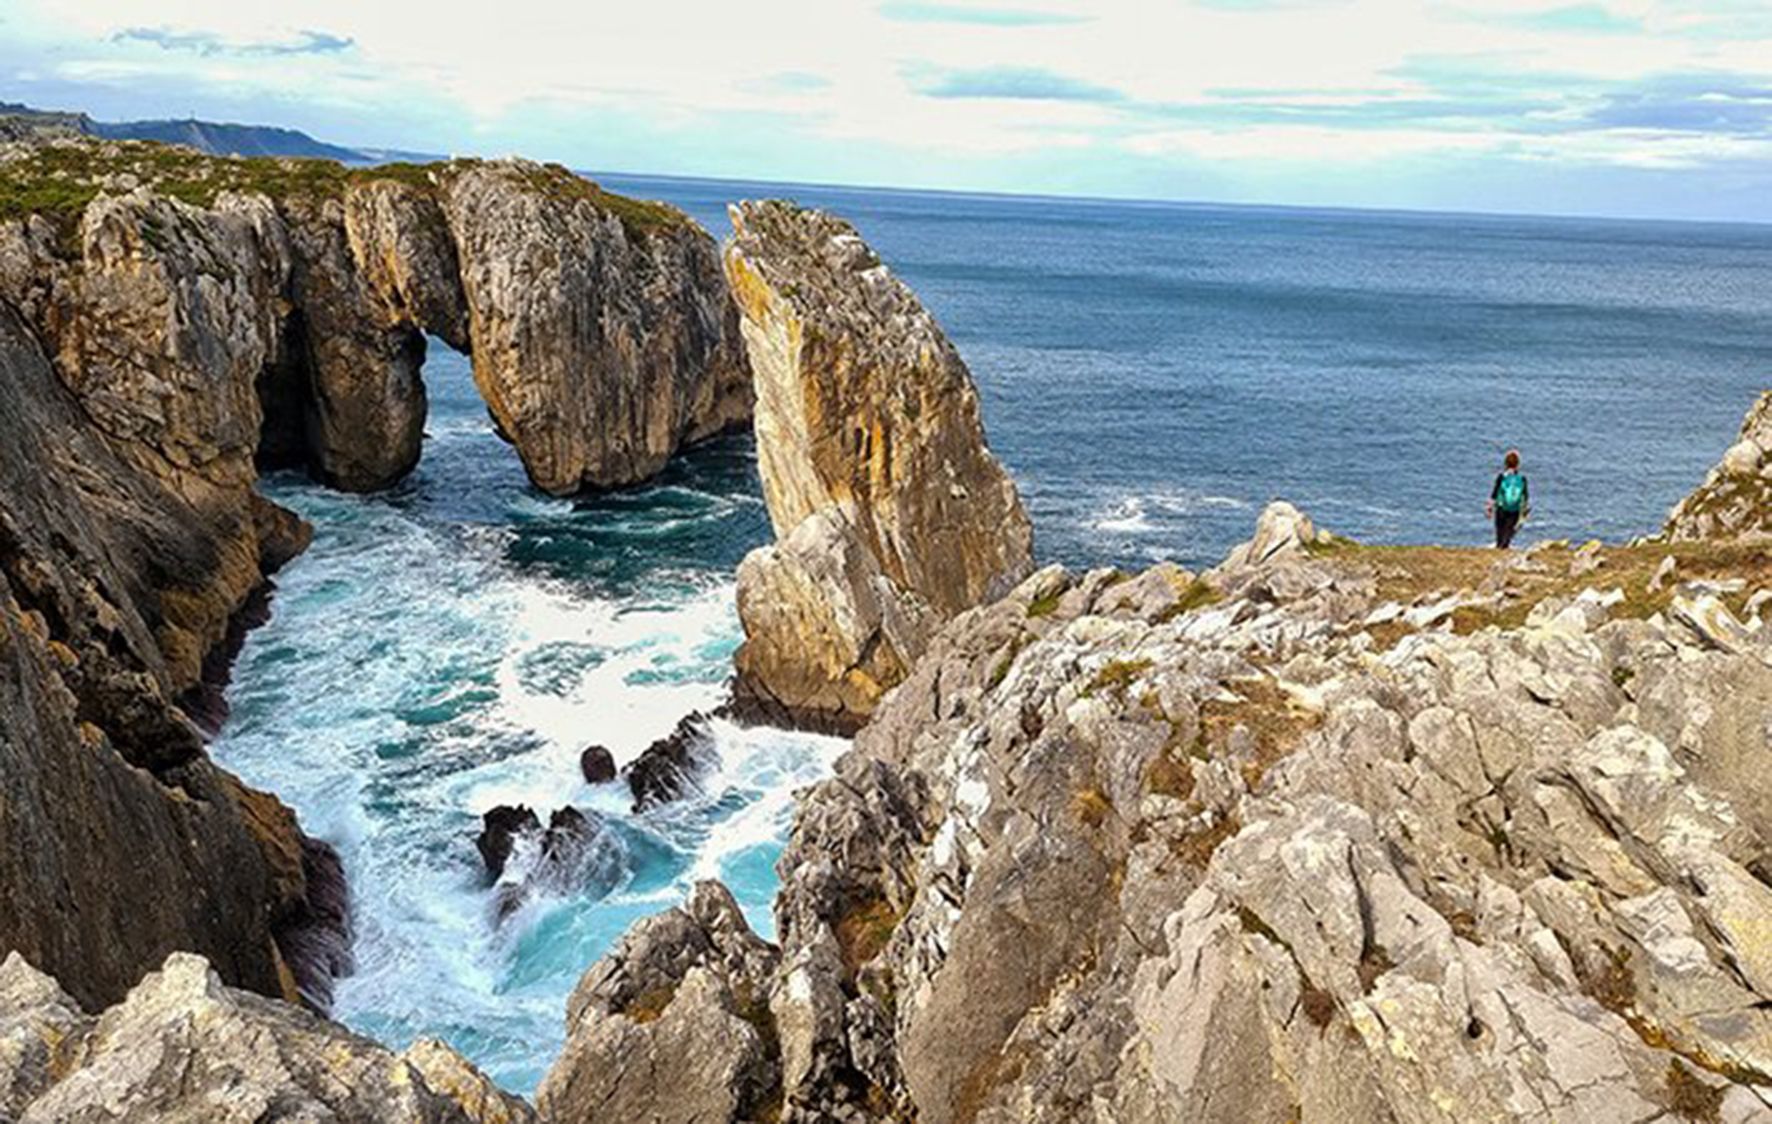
[1497,472,1526,514]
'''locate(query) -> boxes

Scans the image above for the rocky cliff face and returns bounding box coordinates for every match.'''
[0,138,751,1012]
[0,139,751,497]
[547,412,1772,1120]
[0,300,334,1014]
[0,950,534,1122]
[1665,390,1772,542]
[724,200,1032,729]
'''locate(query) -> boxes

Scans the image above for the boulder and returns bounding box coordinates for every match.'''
[625,712,720,811]
[723,200,1032,728]
[579,745,617,785]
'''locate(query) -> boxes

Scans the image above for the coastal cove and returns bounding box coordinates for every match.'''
[7,124,1772,1121]
[209,179,1772,1093]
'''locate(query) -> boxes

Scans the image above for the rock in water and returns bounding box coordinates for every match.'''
[442,162,753,494]
[476,806,544,880]
[477,806,626,923]
[624,712,720,811]
[6,952,534,1122]
[1664,390,1772,541]
[579,744,617,785]
[723,200,1033,729]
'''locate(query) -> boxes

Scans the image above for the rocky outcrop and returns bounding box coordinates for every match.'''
[624,711,720,811]
[0,138,751,1013]
[1665,390,1772,541]
[1,951,534,1122]
[725,200,1032,729]
[568,491,1772,1121]
[475,805,625,923]
[0,139,752,497]
[444,162,752,494]
[0,300,341,1014]
[538,881,782,1122]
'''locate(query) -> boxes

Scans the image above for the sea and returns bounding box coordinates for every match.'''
[210,177,1772,1092]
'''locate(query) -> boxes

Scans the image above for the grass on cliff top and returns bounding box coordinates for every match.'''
[0,140,687,239]
[1307,538,1772,643]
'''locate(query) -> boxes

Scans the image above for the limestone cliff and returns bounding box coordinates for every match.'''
[0,139,751,497]
[724,200,1032,729]
[444,162,751,494]
[0,950,534,1122]
[550,479,1772,1119]
[0,302,332,1014]
[1664,390,1772,542]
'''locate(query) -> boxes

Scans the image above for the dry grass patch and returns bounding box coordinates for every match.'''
[834,896,901,977]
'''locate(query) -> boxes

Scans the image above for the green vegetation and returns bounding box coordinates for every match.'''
[0,138,686,243]
[1154,579,1222,623]
[1026,590,1064,618]
[1085,657,1153,698]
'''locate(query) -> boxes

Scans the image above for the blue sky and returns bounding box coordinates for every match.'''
[5,0,1772,221]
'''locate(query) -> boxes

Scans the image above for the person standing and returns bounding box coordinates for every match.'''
[1486,449,1529,549]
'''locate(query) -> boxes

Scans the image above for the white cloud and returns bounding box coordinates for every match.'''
[6,0,1772,217]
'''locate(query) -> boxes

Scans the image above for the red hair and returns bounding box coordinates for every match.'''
[1504,449,1520,470]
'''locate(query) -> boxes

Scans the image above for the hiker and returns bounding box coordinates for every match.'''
[1486,449,1529,549]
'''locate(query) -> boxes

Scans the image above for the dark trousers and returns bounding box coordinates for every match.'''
[1495,508,1521,549]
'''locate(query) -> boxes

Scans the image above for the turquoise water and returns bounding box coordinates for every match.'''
[213,183,1772,1093]
[213,347,843,1092]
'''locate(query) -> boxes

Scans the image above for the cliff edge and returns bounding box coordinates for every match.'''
[723,200,1032,730]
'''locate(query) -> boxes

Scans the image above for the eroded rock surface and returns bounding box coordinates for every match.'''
[4,951,534,1123]
[725,200,1031,729]
[569,487,1772,1121]
[1666,390,1772,542]
[0,302,336,1013]
[0,140,752,497]
[538,882,782,1123]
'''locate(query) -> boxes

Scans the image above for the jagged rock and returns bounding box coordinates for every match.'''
[0,302,335,1013]
[442,161,752,494]
[590,490,1772,1121]
[476,806,543,880]
[1213,499,1329,572]
[732,508,937,734]
[625,711,720,811]
[1665,390,1772,541]
[724,200,1032,728]
[579,744,617,785]
[13,952,534,1122]
[475,806,623,922]
[537,882,782,1123]
[0,953,94,1119]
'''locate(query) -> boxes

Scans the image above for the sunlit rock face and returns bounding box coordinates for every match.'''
[1664,390,1772,542]
[723,200,1033,730]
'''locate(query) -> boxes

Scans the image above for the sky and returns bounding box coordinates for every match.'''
[5,1,1772,222]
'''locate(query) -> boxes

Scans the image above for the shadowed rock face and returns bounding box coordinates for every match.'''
[724,200,1032,729]
[0,302,335,1014]
[1665,390,1772,542]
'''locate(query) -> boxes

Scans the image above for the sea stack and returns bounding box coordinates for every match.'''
[722,200,1033,730]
